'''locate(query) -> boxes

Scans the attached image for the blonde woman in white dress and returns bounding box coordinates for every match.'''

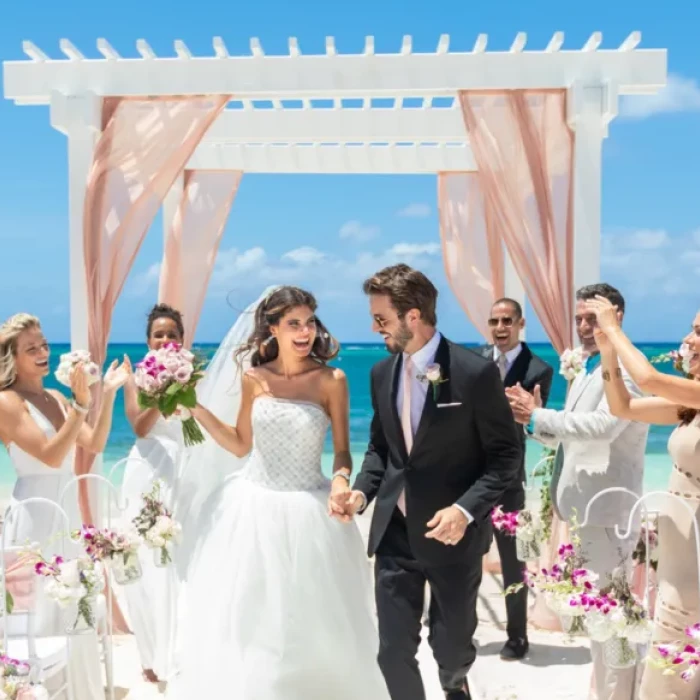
[121,303,185,685]
[0,312,130,699]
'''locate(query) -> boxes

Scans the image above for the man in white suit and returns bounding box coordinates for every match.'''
[506,283,649,700]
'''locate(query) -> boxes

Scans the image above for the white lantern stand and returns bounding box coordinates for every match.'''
[2,498,72,698]
[59,474,126,700]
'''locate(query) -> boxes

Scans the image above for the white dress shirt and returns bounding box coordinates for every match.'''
[493,342,522,375]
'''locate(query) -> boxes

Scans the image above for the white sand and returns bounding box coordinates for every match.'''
[101,504,592,700]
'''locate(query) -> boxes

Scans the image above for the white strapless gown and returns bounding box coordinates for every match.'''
[119,416,183,680]
[6,402,105,700]
[168,397,390,699]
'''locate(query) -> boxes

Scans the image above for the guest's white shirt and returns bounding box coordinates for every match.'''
[493,342,522,374]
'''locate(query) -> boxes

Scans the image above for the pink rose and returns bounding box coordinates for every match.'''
[174,365,193,383]
[425,363,442,383]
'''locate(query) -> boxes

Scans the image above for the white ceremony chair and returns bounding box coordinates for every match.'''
[2,498,72,698]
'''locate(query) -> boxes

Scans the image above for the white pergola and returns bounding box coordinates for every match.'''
[3,32,667,345]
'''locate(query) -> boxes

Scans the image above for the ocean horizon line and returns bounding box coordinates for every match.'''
[49,339,679,347]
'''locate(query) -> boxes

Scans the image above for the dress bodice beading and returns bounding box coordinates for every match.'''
[243,397,330,491]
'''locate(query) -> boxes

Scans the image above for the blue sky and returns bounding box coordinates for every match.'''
[1,1,699,344]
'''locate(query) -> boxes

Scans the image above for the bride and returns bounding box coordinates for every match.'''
[168,286,389,699]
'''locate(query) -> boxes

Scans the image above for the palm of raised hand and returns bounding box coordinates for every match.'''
[104,355,132,392]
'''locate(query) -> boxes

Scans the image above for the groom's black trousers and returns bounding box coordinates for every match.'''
[374,508,482,700]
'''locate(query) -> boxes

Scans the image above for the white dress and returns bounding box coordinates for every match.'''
[168,397,390,700]
[6,401,105,700]
[120,416,182,680]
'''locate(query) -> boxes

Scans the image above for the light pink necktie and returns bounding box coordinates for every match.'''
[398,356,413,515]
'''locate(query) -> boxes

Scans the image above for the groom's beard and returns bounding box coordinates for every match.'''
[384,322,413,355]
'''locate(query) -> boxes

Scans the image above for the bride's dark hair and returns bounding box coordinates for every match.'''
[235,286,339,368]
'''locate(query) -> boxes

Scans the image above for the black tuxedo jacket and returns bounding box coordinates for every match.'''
[354,336,522,567]
[473,342,554,484]
[473,342,554,406]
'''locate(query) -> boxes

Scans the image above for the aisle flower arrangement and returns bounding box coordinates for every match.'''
[632,515,660,572]
[508,523,597,636]
[491,506,542,562]
[134,342,206,446]
[594,568,652,669]
[531,447,556,542]
[133,480,182,567]
[0,652,31,699]
[71,525,143,585]
[28,552,104,634]
[649,622,700,681]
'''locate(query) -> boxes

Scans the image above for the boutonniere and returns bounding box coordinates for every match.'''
[559,347,585,381]
[418,363,448,400]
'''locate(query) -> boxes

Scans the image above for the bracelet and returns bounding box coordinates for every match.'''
[70,399,90,415]
[332,471,351,483]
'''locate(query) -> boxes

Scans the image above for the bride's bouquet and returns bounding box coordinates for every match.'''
[55,349,101,387]
[134,342,206,446]
[132,480,182,567]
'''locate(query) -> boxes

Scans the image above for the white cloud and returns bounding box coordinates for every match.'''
[389,242,441,257]
[339,220,380,242]
[397,203,431,218]
[619,73,700,120]
[602,227,699,300]
[282,247,326,266]
[126,262,161,297]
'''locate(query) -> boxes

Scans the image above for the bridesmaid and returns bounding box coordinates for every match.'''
[0,312,130,700]
[586,296,700,700]
[121,303,186,684]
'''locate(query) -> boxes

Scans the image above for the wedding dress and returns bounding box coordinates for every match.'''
[119,415,183,680]
[5,401,105,700]
[167,396,390,699]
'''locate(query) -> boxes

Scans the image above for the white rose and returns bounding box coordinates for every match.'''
[425,364,442,383]
[56,559,81,588]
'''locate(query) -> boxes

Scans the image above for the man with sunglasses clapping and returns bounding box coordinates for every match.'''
[474,298,553,661]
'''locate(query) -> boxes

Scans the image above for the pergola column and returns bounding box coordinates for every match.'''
[50,90,102,350]
[568,81,618,335]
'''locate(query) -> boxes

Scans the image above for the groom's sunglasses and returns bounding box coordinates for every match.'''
[487,317,515,327]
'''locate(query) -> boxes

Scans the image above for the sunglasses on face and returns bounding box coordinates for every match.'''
[488,317,515,327]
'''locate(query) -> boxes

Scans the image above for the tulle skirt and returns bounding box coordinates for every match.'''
[168,474,390,699]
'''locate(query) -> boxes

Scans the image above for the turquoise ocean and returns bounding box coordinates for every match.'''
[0,342,679,495]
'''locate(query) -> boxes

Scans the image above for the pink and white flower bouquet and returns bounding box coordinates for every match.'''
[54,349,101,388]
[0,653,31,699]
[71,525,143,585]
[28,552,104,633]
[134,343,206,446]
[592,568,652,669]
[133,480,182,567]
[512,540,598,635]
[650,622,700,681]
[491,506,542,561]
[651,342,692,377]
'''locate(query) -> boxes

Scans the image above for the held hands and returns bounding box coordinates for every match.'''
[327,485,365,522]
[425,506,468,546]
[103,355,132,394]
[505,382,541,424]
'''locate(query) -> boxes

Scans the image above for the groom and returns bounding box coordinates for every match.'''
[336,264,522,700]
